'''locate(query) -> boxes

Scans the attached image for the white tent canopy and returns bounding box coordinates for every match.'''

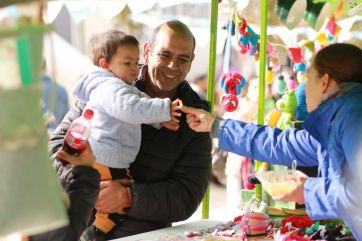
[45,0,211,24]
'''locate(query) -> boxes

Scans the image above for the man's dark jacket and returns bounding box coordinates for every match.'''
[48,67,212,239]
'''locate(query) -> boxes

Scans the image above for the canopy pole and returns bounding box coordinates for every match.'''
[255,0,268,199]
[202,0,218,220]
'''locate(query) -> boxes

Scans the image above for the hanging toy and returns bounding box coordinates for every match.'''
[300,40,315,61]
[267,42,281,71]
[294,83,309,121]
[287,75,298,90]
[297,71,307,84]
[238,18,259,55]
[266,67,274,85]
[289,47,306,88]
[276,75,287,95]
[226,18,236,36]
[325,17,341,41]
[265,109,282,128]
[276,90,298,130]
[316,31,328,46]
[288,47,303,64]
[220,72,246,112]
[293,63,306,73]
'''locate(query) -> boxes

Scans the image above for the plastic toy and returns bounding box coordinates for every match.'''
[265,109,282,128]
[276,90,297,130]
[266,67,274,85]
[297,72,307,83]
[294,83,308,121]
[267,43,281,71]
[241,212,269,236]
[276,75,287,95]
[287,76,298,90]
[220,72,246,112]
[288,47,303,64]
[238,18,259,55]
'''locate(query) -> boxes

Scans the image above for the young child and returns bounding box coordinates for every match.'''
[71,30,182,241]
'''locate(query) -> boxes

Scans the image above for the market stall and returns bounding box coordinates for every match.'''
[1,0,362,240]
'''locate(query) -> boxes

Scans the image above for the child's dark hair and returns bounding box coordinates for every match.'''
[91,29,139,66]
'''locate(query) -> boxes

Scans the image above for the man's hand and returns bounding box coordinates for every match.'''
[57,142,95,167]
[273,170,308,204]
[181,106,215,132]
[95,179,132,214]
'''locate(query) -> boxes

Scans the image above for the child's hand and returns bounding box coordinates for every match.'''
[161,120,180,131]
[161,99,182,131]
[57,142,96,167]
[170,99,182,122]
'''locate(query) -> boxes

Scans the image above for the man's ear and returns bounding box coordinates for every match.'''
[143,42,151,63]
[98,58,108,69]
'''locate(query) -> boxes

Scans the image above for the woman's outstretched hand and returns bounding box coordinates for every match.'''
[181,106,215,132]
[273,170,308,204]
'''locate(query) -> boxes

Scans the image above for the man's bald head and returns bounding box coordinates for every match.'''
[150,20,196,52]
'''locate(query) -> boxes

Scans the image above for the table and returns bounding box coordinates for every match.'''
[110,220,269,241]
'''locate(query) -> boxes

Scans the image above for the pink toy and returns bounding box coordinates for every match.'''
[241,212,269,236]
[287,76,298,90]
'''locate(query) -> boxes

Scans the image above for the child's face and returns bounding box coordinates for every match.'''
[108,44,140,84]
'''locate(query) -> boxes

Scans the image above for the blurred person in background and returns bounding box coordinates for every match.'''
[41,59,69,133]
[189,74,208,100]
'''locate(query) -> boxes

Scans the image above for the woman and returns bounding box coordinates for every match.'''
[182,43,362,239]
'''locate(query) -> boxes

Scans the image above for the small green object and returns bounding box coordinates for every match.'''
[306,227,314,235]
[304,0,324,28]
[16,38,32,86]
[276,90,298,130]
[276,76,287,95]
[306,218,319,235]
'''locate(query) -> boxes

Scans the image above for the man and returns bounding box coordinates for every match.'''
[49,20,212,239]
